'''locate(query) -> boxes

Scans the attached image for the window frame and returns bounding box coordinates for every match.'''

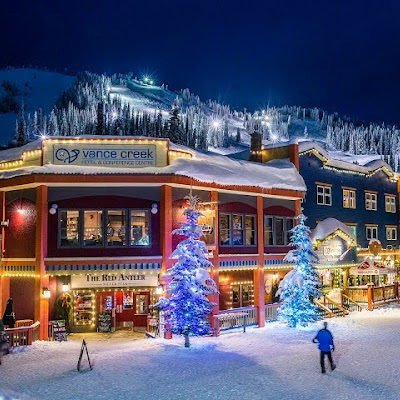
[58,207,152,249]
[385,195,396,213]
[264,215,295,246]
[365,225,378,241]
[365,192,377,211]
[219,212,257,247]
[343,189,356,209]
[316,184,332,206]
[386,227,397,241]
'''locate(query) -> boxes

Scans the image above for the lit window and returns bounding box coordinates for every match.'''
[386,227,397,241]
[232,214,244,245]
[385,196,396,213]
[130,210,150,246]
[317,185,332,206]
[60,210,79,247]
[365,193,377,210]
[219,214,231,245]
[107,210,127,246]
[219,213,257,246]
[135,294,149,314]
[366,226,378,241]
[343,189,356,209]
[83,210,103,247]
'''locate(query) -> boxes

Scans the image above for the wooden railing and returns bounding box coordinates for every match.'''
[5,321,40,347]
[322,295,349,317]
[314,300,333,318]
[265,304,280,322]
[216,306,258,333]
[344,284,400,311]
[342,294,364,312]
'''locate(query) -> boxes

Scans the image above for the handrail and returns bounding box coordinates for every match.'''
[314,300,333,318]
[342,294,363,311]
[324,295,349,316]
[5,321,40,346]
[219,306,257,314]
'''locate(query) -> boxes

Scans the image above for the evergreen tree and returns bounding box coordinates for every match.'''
[168,103,184,144]
[96,102,105,135]
[236,127,241,143]
[15,102,28,146]
[277,214,320,327]
[158,194,217,347]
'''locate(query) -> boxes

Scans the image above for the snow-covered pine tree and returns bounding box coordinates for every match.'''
[15,102,28,146]
[167,103,184,144]
[96,102,105,135]
[159,193,217,347]
[277,213,320,327]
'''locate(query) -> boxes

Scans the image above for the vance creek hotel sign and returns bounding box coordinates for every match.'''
[43,139,169,168]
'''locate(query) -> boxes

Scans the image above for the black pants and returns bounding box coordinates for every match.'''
[320,351,334,371]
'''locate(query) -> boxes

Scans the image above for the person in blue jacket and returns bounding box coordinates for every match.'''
[313,321,336,373]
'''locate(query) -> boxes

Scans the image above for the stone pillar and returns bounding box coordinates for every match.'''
[254,196,265,327]
[34,185,49,340]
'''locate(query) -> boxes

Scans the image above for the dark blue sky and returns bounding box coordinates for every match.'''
[1,1,400,124]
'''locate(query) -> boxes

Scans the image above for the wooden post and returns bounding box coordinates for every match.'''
[210,191,220,336]
[367,283,374,311]
[254,196,265,327]
[34,185,49,340]
[394,281,399,299]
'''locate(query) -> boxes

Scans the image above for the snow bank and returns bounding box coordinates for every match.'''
[310,218,356,242]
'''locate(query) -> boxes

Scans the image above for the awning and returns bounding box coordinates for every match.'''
[350,258,389,276]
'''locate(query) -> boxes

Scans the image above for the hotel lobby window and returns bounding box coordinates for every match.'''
[83,210,103,246]
[60,210,80,247]
[107,210,127,246]
[130,210,150,246]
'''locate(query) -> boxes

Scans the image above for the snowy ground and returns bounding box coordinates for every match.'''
[2,306,400,400]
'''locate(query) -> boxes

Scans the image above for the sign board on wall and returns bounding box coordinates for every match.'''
[71,272,158,289]
[43,140,168,168]
[316,237,348,266]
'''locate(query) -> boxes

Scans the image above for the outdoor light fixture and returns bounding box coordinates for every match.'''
[49,204,58,215]
[151,203,158,214]
[156,285,163,295]
[17,208,26,215]
[62,284,70,292]
[42,288,51,298]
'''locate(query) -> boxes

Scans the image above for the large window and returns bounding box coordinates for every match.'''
[386,227,397,241]
[60,210,79,247]
[219,213,256,246]
[107,210,127,247]
[264,216,294,246]
[84,210,103,247]
[366,225,378,241]
[385,195,396,213]
[59,208,150,248]
[365,192,377,211]
[343,189,356,209]
[316,184,332,206]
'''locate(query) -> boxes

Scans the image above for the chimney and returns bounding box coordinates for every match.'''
[250,131,262,163]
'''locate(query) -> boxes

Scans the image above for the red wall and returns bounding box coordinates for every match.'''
[5,199,36,258]
[47,196,160,257]
[10,277,35,320]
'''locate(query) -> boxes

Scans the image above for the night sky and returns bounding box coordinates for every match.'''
[1,1,400,124]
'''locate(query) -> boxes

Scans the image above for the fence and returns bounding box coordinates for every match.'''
[265,304,280,322]
[5,321,40,347]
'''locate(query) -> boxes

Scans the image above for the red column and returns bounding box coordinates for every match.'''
[34,185,49,340]
[160,185,173,276]
[0,191,8,315]
[254,196,265,327]
[210,191,220,335]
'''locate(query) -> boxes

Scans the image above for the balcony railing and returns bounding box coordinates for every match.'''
[265,304,280,322]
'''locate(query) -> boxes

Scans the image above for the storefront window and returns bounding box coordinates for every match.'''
[135,294,149,314]
[245,215,256,245]
[130,210,150,246]
[60,210,80,247]
[123,292,134,309]
[107,210,127,246]
[74,290,94,325]
[83,210,103,246]
[232,214,244,245]
[220,214,231,245]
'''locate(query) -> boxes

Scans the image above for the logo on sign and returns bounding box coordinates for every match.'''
[55,148,80,164]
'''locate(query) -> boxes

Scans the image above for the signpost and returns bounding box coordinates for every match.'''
[77,339,93,372]
[50,320,67,342]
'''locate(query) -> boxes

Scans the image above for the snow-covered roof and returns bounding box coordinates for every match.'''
[0,137,306,193]
[310,218,356,243]
[299,140,394,177]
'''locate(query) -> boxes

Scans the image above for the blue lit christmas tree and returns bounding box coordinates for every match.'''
[159,193,217,347]
[277,213,320,327]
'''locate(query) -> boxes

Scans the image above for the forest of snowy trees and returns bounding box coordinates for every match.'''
[10,71,400,171]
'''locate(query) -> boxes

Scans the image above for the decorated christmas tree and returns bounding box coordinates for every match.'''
[277,213,320,327]
[159,193,217,347]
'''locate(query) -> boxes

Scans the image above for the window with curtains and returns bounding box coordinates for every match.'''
[219,213,257,246]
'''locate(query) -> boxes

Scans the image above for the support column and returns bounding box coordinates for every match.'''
[254,196,265,327]
[0,191,8,315]
[34,185,49,340]
[210,191,220,335]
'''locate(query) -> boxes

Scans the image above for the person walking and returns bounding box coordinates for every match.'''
[2,298,16,329]
[313,321,336,373]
